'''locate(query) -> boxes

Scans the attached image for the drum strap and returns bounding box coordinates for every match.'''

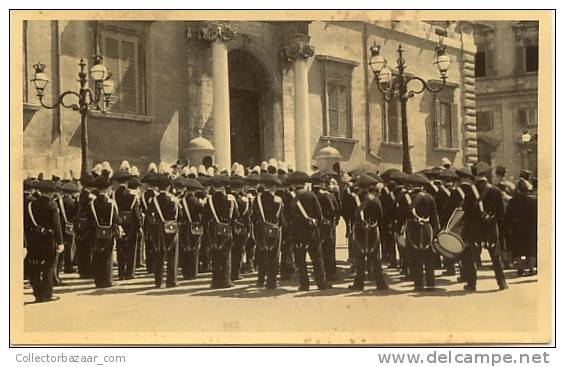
[257,194,282,225]
[441,186,450,198]
[296,200,312,221]
[141,192,149,210]
[182,197,193,223]
[209,195,234,223]
[456,187,465,200]
[429,182,439,193]
[353,194,365,222]
[409,193,429,223]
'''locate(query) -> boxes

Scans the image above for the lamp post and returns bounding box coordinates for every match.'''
[31,55,115,179]
[369,42,451,174]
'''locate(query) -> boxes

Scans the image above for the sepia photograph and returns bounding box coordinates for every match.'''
[9,9,553,345]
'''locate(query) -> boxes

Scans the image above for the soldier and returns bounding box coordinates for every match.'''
[113,170,142,280]
[276,163,295,281]
[379,169,400,268]
[437,168,460,276]
[57,181,80,275]
[86,173,123,288]
[340,175,358,274]
[75,174,96,279]
[230,173,251,281]
[203,174,238,289]
[243,172,260,273]
[348,174,388,291]
[390,170,410,278]
[252,174,284,288]
[24,179,65,303]
[460,162,508,291]
[403,174,440,291]
[140,164,159,274]
[197,173,213,273]
[178,177,205,280]
[287,171,332,291]
[506,178,537,276]
[147,174,180,288]
[311,172,340,282]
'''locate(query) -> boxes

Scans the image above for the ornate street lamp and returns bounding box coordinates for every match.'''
[31,55,114,178]
[369,41,451,174]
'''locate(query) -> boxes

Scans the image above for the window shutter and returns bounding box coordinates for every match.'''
[137,38,146,115]
[387,99,399,143]
[120,40,138,114]
[518,108,528,125]
[104,37,120,110]
[486,49,496,77]
[450,103,459,148]
[327,84,339,137]
[337,85,347,137]
[433,97,441,147]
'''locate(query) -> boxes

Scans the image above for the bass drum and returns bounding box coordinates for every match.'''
[434,207,466,259]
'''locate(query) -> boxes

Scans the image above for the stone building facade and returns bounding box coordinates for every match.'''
[474,21,539,180]
[22,20,477,176]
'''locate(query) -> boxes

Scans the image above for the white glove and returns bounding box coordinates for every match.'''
[56,244,65,253]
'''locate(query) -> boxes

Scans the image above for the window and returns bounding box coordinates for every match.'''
[383,98,400,143]
[432,84,458,149]
[525,44,538,72]
[327,83,348,137]
[99,28,146,115]
[517,105,538,126]
[474,28,495,77]
[318,55,357,139]
[476,110,494,132]
[513,21,539,74]
[475,50,486,78]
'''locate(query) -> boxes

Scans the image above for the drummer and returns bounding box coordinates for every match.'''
[437,168,460,276]
[403,173,440,291]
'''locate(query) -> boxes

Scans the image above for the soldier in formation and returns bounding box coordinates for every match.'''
[23,157,537,302]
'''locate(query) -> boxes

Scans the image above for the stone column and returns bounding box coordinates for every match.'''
[285,34,314,173]
[200,22,236,171]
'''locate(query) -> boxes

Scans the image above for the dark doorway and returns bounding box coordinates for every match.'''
[230,88,261,167]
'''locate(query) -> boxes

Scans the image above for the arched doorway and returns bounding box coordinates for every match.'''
[228,49,273,168]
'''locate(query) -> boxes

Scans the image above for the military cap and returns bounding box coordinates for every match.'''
[455,167,474,179]
[24,178,36,190]
[367,172,383,182]
[259,174,282,187]
[495,165,506,175]
[197,175,211,186]
[172,176,188,188]
[141,172,159,186]
[210,174,231,187]
[91,175,112,189]
[441,157,452,168]
[229,175,246,189]
[185,178,205,191]
[286,171,311,184]
[310,171,322,183]
[244,173,260,184]
[127,177,143,189]
[318,167,338,178]
[112,169,133,182]
[407,173,429,185]
[61,181,80,193]
[356,174,380,188]
[34,179,58,193]
[381,168,401,181]
[519,169,532,180]
[51,174,61,182]
[430,166,443,178]
[517,178,533,194]
[439,168,459,180]
[472,161,491,177]
[155,174,172,190]
[390,170,409,182]
[277,161,288,175]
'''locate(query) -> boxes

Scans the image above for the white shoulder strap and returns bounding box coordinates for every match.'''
[90,200,112,227]
[182,197,193,223]
[354,194,365,222]
[456,187,465,200]
[141,191,148,210]
[257,194,266,222]
[129,195,138,210]
[153,196,166,222]
[59,197,69,224]
[27,202,39,227]
[296,200,311,220]
[208,196,221,223]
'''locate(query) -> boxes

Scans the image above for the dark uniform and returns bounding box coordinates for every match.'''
[379,184,397,267]
[148,191,180,288]
[179,191,204,280]
[404,185,440,290]
[313,187,339,281]
[86,191,122,288]
[350,184,388,291]
[202,190,238,288]
[460,177,508,291]
[140,188,156,273]
[24,190,63,302]
[393,185,411,277]
[114,185,142,279]
[291,189,331,291]
[231,191,251,281]
[505,183,537,273]
[277,188,296,280]
[56,192,79,274]
[76,188,94,278]
[252,190,284,288]
[340,185,358,271]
